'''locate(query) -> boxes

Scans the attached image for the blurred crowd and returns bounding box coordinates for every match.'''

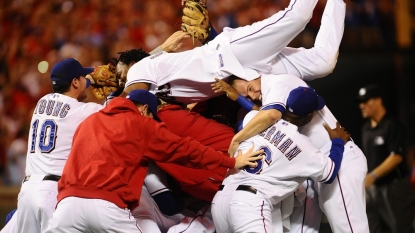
[0,0,409,185]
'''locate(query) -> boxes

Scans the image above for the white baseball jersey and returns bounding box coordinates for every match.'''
[15,93,103,233]
[225,111,336,205]
[259,74,369,232]
[211,111,339,233]
[126,0,319,104]
[26,93,103,176]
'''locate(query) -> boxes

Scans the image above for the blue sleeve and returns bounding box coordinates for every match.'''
[152,191,185,216]
[203,23,218,44]
[325,138,345,184]
[236,95,255,111]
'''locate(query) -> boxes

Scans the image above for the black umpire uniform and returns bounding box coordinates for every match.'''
[359,85,415,233]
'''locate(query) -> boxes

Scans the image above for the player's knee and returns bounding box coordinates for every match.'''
[309,50,338,79]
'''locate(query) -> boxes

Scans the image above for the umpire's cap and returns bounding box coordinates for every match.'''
[286,86,326,117]
[50,58,93,87]
[356,84,383,103]
[127,89,161,122]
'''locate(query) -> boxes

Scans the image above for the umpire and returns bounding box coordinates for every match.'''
[357,84,415,233]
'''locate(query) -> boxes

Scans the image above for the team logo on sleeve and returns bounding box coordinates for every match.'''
[218,54,224,67]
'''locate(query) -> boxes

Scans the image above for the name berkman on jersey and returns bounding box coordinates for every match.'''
[34,99,71,118]
[259,124,302,161]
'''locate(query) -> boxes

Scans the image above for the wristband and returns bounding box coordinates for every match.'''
[369,172,378,180]
[203,23,218,44]
[236,95,254,111]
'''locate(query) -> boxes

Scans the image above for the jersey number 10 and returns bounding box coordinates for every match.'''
[30,119,58,153]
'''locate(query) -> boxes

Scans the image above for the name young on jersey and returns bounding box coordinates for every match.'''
[34,99,71,118]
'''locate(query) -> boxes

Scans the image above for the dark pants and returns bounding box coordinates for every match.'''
[366,177,415,233]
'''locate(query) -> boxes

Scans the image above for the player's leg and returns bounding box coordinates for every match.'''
[86,198,143,233]
[16,175,58,233]
[271,0,346,80]
[228,0,318,74]
[387,177,415,233]
[317,142,369,232]
[38,181,59,232]
[45,197,86,233]
[211,185,234,233]
[0,211,18,233]
[290,179,322,233]
[228,191,273,232]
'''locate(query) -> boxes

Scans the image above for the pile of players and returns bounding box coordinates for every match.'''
[2,0,371,232]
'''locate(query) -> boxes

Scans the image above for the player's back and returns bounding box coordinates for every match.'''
[224,114,334,205]
[126,48,223,104]
[25,93,102,176]
[299,106,338,149]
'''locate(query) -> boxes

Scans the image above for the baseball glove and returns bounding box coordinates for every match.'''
[87,64,119,100]
[181,0,211,41]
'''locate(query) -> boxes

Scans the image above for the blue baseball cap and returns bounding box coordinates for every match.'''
[286,86,325,117]
[50,58,94,87]
[126,89,161,122]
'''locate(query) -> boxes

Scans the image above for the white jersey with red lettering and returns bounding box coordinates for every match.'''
[259,74,369,232]
[126,0,319,104]
[211,111,337,233]
[15,93,102,233]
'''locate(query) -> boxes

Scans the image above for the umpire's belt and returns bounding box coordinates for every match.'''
[23,175,61,183]
[219,184,257,195]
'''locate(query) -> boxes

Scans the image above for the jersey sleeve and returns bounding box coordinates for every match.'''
[302,137,344,183]
[125,57,158,88]
[259,75,293,114]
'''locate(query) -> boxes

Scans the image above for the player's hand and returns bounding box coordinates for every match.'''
[211,78,239,101]
[234,146,263,169]
[323,122,350,144]
[228,140,240,157]
[161,31,191,53]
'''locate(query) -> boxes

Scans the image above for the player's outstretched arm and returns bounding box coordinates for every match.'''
[234,146,263,169]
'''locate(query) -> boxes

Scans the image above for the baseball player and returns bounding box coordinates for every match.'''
[221,73,369,232]
[45,89,262,232]
[9,58,103,233]
[123,0,320,102]
[211,87,350,233]
[211,0,347,156]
